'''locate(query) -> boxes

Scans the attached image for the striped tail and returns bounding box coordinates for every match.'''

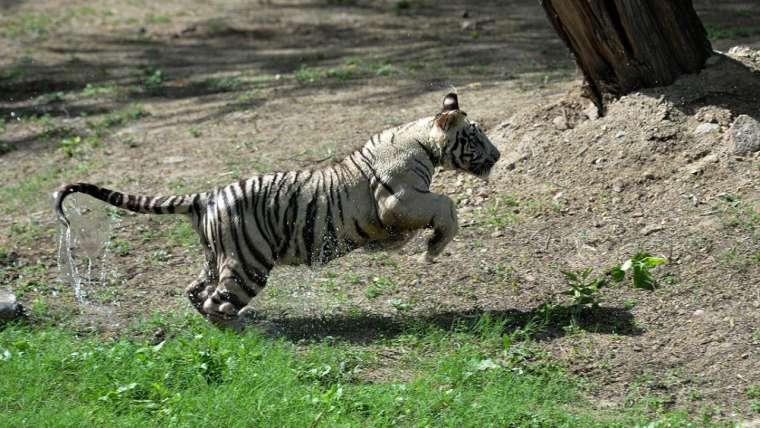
[53,182,206,227]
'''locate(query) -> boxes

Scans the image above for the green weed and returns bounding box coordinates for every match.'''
[109,238,132,257]
[610,252,667,291]
[561,268,607,308]
[187,127,201,138]
[133,66,165,95]
[295,65,323,82]
[364,276,395,299]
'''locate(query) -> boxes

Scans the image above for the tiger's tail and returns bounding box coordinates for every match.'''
[53,182,207,228]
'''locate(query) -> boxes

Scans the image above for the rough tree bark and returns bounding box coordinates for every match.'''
[541,0,713,114]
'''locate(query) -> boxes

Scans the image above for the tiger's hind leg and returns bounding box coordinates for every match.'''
[200,262,267,328]
[186,274,214,316]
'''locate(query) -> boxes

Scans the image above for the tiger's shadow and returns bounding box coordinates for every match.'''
[251,305,642,344]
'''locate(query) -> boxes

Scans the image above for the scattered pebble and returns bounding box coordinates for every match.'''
[728,45,754,58]
[552,115,569,131]
[725,114,760,155]
[162,156,186,165]
[640,224,665,236]
[694,123,720,135]
[693,309,705,317]
[0,290,22,322]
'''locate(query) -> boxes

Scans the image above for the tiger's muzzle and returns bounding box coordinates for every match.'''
[477,148,500,179]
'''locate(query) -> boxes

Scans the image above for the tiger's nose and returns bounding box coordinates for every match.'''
[492,149,501,163]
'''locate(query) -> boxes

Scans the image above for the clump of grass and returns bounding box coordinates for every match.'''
[295,65,323,83]
[81,83,118,98]
[187,127,201,138]
[132,66,165,95]
[90,104,148,133]
[109,238,132,257]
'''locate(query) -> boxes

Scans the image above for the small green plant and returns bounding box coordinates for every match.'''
[389,298,413,312]
[747,385,760,413]
[747,385,760,399]
[58,136,84,157]
[110,238,132,257]
[121,136,138,148]
[134,66,165,95]
[295,65,322,82]
[610,252,667,291]
[325,67,354,81]
[187,127,201,138]
[561,268,607,307]
[92,104,147,131]
[234,91,257,109]
[364,276,394,299]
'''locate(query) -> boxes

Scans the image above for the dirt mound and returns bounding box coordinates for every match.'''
[485,48,760,419]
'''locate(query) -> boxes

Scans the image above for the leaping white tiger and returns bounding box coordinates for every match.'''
[54,93,500,327]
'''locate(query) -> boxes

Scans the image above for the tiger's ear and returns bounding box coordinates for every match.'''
[435,93,465,131]
[442,93,458,111]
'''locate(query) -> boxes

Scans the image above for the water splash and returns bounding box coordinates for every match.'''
[56,195,119,304]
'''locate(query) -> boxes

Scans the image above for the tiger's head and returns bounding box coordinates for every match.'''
[432,93,500,179]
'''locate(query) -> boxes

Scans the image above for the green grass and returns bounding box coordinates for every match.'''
[706,24,760,40]
[0,312,709,427]
[295,58,398,83]
[81,83,118,98]
[168,219,199,249]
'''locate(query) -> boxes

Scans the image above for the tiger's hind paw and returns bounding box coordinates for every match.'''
[418,252,439,264]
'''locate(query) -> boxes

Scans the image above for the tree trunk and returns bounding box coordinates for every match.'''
[541,0,713,113]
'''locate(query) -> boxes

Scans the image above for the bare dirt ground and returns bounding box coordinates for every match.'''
[1,0,760,422]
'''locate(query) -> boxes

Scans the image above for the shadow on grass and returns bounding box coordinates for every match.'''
[265,304,642,344]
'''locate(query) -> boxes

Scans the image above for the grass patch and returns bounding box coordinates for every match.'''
[295,58,398,83]
[81,83,118,98]
[706,24,760,40]
[168,220,199,249]
[0,312,712,427]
